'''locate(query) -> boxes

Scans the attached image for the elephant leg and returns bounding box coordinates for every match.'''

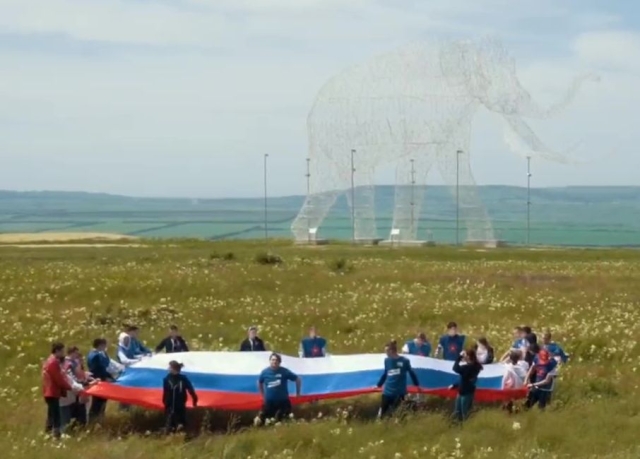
[391,151,437,241]
[436,146,496,244]
[345,164,378,241]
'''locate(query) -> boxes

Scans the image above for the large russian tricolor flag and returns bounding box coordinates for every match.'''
[87,352,526,411]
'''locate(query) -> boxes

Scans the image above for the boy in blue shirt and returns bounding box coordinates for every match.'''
[524,349,557,410]
[87,338,114,422]
[500,326,529,362]
[436,322,466,361]
[402,332,432,357]
[127,326,152,357]
[542,332,568,363]
[299,326,327,358]
[376,341,421,418]
[257,353,301,424]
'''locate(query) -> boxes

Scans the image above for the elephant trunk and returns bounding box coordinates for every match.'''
[514,73,600,120]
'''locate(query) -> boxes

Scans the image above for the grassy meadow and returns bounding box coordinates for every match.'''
[1,240,639,458]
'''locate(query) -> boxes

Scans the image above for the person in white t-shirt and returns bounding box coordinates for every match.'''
[502,351,530,413]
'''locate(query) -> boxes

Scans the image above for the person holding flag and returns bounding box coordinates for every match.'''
[256,353,301,424]
[376,341,421,418]
[401,332,432,357]
[436,322,466,361]
[299,326,328,358]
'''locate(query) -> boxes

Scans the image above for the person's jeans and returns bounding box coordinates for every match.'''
[525,388,551,410]
[165,408,188,433]
[89,396,107,422]
[60,405,72,431]
[453,393,474,422]
[71,401,88,426]
[379,394,405,418]
[259,399,292,423]
[44,397,62,438]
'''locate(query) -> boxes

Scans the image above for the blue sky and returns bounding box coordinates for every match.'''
[0,0,638,198]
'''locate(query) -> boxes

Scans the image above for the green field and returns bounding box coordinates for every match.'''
[1,241,639,458]
[1,186,639,246]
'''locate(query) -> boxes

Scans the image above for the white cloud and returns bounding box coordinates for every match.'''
[572,30,640,73]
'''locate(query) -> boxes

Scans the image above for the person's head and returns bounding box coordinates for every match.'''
[169,325,179,338]
[67,346,80,360]
[477,337,490,349]
[93,338,107,351]
[248,326,258,339]
[416,332,427,346]
[51,342,65,358]
[528,343,540,356]
[522,326,532,335]
[385,340,398,357]
[118,332,131,349]
[446,322,458,337]
[542,332,552,345]
[464,348,481,367]
[309,326,317,338]
[508,351,520,365]
[126,325,139,338]
[513,326,524,339]
[269,353,282,369]
[168,360,183,375]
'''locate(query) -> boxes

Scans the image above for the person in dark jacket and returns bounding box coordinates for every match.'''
[163,361,198,433]
[376,341,421,418]
[449,348,483,422]
[87,338,114,422]
[42,342,73,438]
[155,325,190,354]
[240,326,266,352]
[299,326,327,358]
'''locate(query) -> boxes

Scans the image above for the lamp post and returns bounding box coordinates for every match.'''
[306,157,311,243]
[351,149,356,244]
[527,156,531,246]
[263,153,269,243]
[456,150,463,246]
[410,158,415,240]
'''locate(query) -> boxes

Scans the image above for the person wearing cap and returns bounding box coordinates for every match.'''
[155,325,190,354]
[163,360,198,433]
[376,340,421,418]
[402,332,432,357]
[436,322,466,361]
[240,326,266,352]
[257,353,301,424]
[299,326,327,358]
[524,348,558,410]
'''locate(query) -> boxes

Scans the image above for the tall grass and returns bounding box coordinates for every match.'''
[0,242,639,458]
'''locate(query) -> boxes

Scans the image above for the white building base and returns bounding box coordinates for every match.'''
[379,239,436,247]
[464,239,507,248]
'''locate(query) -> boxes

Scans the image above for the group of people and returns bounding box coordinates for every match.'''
[41,321,568,437]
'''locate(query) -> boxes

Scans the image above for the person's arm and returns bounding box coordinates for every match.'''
[258,339,266,351]
[426,343,432,357]
[162,378,170,408]
[180,337,190,352]
[294,377,302,397]
[298,341,305,358]
[321,338,327,357]
[452,355,464,374]
[376,370,387,388]
[117,349,140,366]
[486,348,495,364]
[139,341,152,355]
[401,343,410,354]
[556,345,568,363]
[240,340,248,352]
[408,367,420,389]
[155,338,167,353]
[258,374,265,397]
[435,337,444,358]
[184,376,198,407]
[524,364,535,386]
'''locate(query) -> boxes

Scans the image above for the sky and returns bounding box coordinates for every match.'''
[0,0,639,198]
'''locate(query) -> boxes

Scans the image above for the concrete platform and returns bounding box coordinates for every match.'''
[294,238,329,246]
[464,240,508,248]
[379,240,436,247]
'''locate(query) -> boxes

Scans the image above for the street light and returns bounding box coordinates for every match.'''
[456,150,463,246]
[527,156,532,246]
[351,149,356,244]
[263,153,269,243]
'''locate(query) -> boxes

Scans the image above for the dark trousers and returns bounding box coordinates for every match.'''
[453,394,474,422]
[259,399,292,423]
[61,400,88,430]
[379,394,405,418]
[525,388,551,410]
[89,396,107,422]
[165,408,187,433]
[44,397,61,437]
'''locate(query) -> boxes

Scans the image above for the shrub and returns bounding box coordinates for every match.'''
[255,252,283,265]
[210,251,236,261]
[328,257,354,273]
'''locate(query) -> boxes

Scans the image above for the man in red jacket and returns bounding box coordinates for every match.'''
[43,342,73,438]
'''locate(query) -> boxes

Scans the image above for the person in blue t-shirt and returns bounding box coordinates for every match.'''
[87,338,114,422]
[257,353,301,424]
[524,349,557,410]
[376,341,421,418]
[402,332,432,357]
[500,326,529,362]
[436,322,466,361]
[541,332,569,363]
[299,326,327,358]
